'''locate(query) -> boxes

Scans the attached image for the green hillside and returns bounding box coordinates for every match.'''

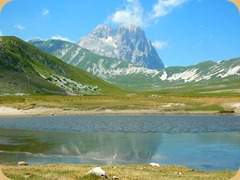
[0,36,124,96]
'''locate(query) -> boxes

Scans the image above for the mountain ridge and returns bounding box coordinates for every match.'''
[29,38,240,93]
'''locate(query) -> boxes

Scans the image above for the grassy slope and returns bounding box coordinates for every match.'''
[1,165,235,180]
[0,36,124,95]
[125,58,240,93]
[30,39,136,80]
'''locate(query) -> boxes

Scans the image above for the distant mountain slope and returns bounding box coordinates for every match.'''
[0,36,124,96]
[157,59,240,83]
[77,25,164,69]
[29,38,157,78]
[30,39,240,94]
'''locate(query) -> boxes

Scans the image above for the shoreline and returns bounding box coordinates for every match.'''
[0,106,238,117]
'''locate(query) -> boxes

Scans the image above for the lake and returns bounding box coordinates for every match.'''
[0,115,240,171]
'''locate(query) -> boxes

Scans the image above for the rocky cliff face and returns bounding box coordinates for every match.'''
[77,24,164,69]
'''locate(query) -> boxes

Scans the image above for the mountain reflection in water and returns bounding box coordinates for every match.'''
[0,129,161,165]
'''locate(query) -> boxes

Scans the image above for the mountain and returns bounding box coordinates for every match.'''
[29,39,159,85]
[29,38,155,77]
[77,24,164,69]
[0,36,124,96]
[153,59,240,94]
[29,39,240,94]
[103,58,240,93]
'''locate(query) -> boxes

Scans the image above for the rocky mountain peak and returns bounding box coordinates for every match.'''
[92,24,112,38]
[77,25,164,69]
[119,24,142,32]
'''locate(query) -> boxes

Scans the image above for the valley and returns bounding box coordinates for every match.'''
[0,26,239,114]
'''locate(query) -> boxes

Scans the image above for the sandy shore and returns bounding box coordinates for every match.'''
[0,105,239,117]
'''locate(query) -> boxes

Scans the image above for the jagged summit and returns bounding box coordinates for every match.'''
[94,24,141,32]
[77,24,164,69]
[94,24,111,30]
[92,24,112,38]
[119,24,142,31]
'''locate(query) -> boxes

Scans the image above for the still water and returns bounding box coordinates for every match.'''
[0,115,240,171]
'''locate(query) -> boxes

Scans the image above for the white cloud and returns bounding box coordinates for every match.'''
[152,40,168,50]
[42,8,50,16]
[107,0,188,27]
[15,25,25,30]
[109,0,145,27]
[0,30,2,36]
[52,35,71,42]
[151,0,188,18]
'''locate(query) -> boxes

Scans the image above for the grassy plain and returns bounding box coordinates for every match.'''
[0,94,239,114]
[1,164,236,180]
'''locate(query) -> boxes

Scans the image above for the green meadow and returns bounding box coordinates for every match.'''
[1,164,236,180]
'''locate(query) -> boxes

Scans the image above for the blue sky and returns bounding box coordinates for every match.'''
[0,0,240,67]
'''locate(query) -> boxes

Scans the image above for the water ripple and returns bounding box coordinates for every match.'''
[0,115,239,133]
